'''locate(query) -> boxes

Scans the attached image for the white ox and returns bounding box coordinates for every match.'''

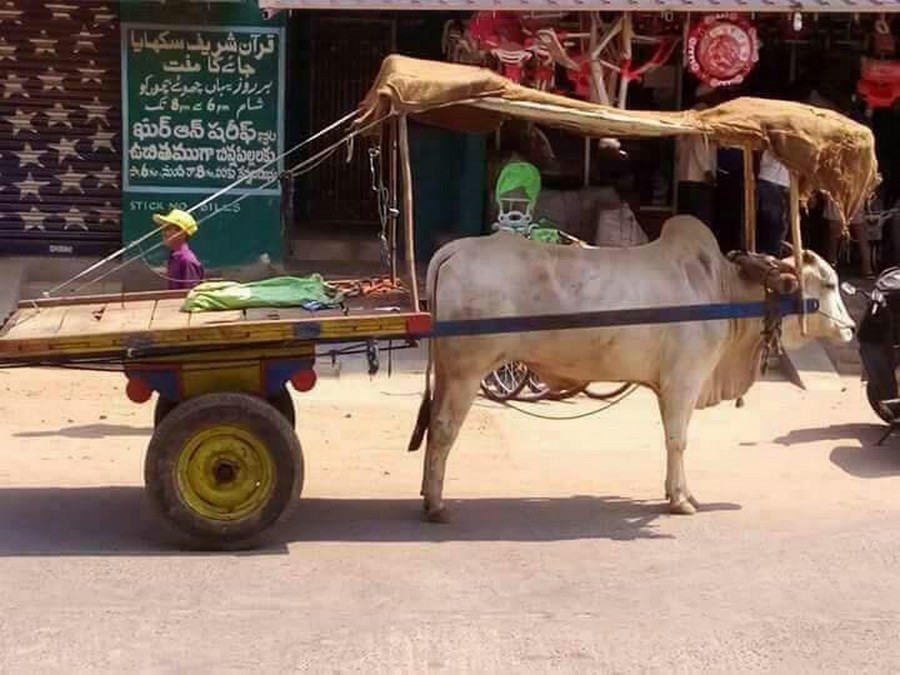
[408,215,854,520]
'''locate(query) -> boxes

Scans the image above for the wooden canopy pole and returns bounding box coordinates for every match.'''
[388,118,399,284]
[398,114,421,311]
[742,145,757,252]
[788,172,807,335]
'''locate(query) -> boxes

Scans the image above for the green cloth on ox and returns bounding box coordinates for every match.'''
[181,275,344,313]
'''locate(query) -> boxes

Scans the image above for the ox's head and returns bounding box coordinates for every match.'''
[781,248,855,347]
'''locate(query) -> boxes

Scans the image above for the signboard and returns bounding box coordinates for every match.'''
[685,14,759,89]
[121,23,285,268]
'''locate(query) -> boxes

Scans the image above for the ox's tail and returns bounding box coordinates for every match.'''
[407,240,463,452]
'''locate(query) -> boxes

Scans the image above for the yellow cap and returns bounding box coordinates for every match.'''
[153,208,198,236]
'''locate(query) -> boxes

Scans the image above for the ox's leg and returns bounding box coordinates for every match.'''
[658,383,702,515]
[421,372,481,523]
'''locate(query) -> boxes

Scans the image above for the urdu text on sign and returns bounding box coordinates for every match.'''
[122,24,285,195]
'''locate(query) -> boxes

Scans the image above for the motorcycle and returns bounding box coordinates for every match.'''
[844,267,900,426]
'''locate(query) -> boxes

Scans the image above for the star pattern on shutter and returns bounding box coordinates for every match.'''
[0,1,121,241]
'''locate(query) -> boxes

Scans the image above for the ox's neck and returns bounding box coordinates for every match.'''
[696,263,770,409]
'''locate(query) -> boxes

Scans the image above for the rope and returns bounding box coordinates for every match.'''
[59,115,387,297]
[487,384,639,420]
[44,110,361,298]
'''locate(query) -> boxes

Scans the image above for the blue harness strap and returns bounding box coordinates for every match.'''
[422,297,818,338]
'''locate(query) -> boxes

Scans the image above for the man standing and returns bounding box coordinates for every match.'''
[676,98,717,228]
[756,150,791,256]
[675,130,717,228]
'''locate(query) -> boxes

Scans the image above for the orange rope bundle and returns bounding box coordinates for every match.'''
[329,276,406,298]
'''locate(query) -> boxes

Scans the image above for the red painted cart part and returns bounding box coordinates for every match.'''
[126,377,153,404]
[406,314,433,336]
[290,369,317,393]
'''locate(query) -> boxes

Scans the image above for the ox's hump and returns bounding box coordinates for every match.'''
[656,215,721,258]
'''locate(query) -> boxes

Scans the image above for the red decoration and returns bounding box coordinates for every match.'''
[858,58,900,109]
[686,14,759,88]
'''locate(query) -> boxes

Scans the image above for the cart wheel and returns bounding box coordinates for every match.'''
[144,392,303,550]
[154,397,179,426]
[268,386,296,428]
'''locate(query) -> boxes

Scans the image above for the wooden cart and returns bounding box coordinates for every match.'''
[0,287,429,548]
[0,55,877,549]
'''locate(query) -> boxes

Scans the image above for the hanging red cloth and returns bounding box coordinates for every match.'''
[857,58,900,109]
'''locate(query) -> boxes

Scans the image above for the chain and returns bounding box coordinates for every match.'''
[368,145,394,272]
[759,288,785,375]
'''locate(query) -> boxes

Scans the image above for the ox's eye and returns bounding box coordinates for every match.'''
[823,282,837,291]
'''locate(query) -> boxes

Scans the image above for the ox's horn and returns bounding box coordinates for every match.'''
[780,241,794,255]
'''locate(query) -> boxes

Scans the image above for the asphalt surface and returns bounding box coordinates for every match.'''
[0,366,898,672]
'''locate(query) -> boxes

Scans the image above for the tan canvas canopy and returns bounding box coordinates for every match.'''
[357,55,879,224]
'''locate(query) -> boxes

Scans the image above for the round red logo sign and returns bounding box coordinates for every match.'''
[686,14,759,88]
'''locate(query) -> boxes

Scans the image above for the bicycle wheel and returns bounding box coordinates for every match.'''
[584,383,633,400]
[480,362,529,401]
[516,373,586,402]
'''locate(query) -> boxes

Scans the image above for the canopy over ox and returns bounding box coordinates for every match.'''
[355,56,878,521]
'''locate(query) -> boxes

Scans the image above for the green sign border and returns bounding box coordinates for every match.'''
[120,22,286,197]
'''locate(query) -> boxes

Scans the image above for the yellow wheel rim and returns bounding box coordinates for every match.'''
[175,424,276,522]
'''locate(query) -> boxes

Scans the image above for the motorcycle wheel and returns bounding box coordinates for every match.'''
[866,380,894,424]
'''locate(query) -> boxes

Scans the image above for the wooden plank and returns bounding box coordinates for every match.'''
[188,309,245,327]
[2,306,68,339]
[94,300,157,334]
[18,288,187,309]
[149,298,193,331]
[56,304,108,337]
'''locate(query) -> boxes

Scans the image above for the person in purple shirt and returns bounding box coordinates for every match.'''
[153,208,204,290]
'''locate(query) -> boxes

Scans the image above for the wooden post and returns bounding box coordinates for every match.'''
[788,172,807,335]
[398,115,420,311]
[388,119,399,284]
[742,145,757,252]
[617,12,633,108]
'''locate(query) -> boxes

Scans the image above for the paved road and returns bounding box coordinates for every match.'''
[0,367,898,672]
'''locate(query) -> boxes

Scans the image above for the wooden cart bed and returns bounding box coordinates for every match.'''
[0,288,430,362]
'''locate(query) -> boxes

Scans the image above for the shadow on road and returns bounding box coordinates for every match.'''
[773,422,900,478]
[773,423,886,447]
[14,424,153,439]
[0,487,740,557]
[830,444,900,478]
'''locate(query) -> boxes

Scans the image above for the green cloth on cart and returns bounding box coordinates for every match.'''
[181,275,345,313]
[529,226,560,244]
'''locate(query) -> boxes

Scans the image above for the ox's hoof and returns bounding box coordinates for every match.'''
[424,506,450,524]
[669,496,698,515]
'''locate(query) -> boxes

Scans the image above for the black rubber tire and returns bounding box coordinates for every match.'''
[866,380,893,424]
[268,386,296,428]
[144,392,303,550]
[154,397,179,427]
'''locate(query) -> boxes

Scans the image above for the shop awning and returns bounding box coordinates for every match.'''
[356,55,880,223]
[260,0,894,13]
